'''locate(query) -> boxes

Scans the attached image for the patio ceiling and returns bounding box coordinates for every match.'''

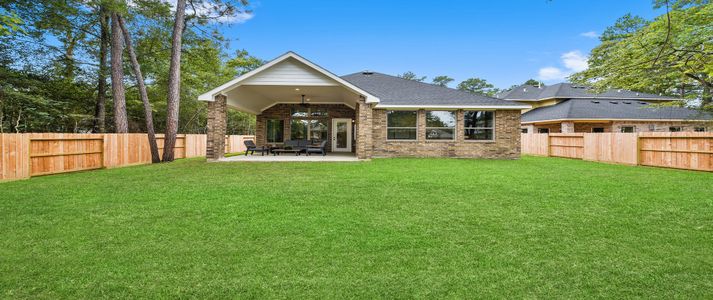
[224,84,361,114]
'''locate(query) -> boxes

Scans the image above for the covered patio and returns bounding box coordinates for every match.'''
[198,52,378,161]
[220,152,359,162]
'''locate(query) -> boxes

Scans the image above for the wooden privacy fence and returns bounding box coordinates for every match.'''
[522,133,713,172]
[0,133,255,181]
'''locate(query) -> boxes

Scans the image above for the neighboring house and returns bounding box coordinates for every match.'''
[198,52,529,160]
[497,83,713,133]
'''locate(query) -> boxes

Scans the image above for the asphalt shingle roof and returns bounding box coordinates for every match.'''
[522,99,713,123]
[341,72,523,107]
[497,83,678,101]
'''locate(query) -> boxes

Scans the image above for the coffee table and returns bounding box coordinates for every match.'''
[271,148,304,156]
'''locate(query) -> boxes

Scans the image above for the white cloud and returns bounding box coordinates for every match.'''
[580,31,598,38]
[538,67,568,81]
[537,50,589,81]
[561,50,588,72]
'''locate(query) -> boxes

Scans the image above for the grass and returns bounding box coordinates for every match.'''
[1,156,712,298]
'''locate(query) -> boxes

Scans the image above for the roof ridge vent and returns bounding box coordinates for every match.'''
[362,70,373,75]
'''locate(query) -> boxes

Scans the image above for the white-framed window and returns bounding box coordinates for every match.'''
[538,128,549,134]
[592,127,605,133]
[669,126,682,132]
[620,126,635,133]
[387,110,418,140]
[464,111,494,140]
[425,111,456,140]
[694,127,706,132]
[521,128,528,133]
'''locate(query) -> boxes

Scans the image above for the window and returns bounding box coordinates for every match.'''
[290,107,330,143]
[694,127,706,132]
[592,127,605,133]
[290,119,309,140]
[291,107,308,118]
[521,128,528,134]
[426,111,456,140]
[309,120,328,141]
[538,128,549,134]
[266,119,284,143]
[387,111,418,140]
[464,111,494,140]
[669,126,682,132]
[620,126,635,133]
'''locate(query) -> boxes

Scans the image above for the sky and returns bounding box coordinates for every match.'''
[215,0,665,89]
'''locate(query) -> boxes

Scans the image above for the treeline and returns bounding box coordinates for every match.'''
[0,0,260,138]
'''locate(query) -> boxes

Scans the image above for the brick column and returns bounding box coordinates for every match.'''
[561,121,575,133]
[206,94,227,161]
[355,98,373,159]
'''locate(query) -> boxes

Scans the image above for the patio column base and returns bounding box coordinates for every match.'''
[206,94,227,161]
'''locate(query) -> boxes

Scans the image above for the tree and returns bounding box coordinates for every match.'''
[523,79,544,87]
[570,2,712,110]
[457,77,499,96]
[118,15,160,163]
[93,6,109,133]
[0,10,23,36]
[110,12,128,133]
[161,0,187,162]
[397,71,426,82]
[432,75,454,87]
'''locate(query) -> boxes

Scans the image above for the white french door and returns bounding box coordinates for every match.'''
[331,118,352,152]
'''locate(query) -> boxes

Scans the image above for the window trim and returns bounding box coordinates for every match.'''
[463,110,495,142]
[694,127,706,132]
[425,110,456,141]
[386,110,419,141]
[591,127,605,133]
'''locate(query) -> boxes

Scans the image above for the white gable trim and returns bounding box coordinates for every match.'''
[198,52,380,103]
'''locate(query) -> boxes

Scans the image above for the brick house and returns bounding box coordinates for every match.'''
[198,52,529,160]
[497,83,713,133]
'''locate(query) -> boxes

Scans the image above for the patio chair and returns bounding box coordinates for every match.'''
[305,140,328,156]
[243,140,269,156]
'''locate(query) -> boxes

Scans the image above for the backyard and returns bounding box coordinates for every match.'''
[1,156,712,298]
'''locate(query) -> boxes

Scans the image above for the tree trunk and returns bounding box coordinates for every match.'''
[162,0,187,162]
[117,15,160,163]
[93,9,109,133]
[110,12,128,133]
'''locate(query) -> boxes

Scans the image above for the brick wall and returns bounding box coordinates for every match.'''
[368,109,521,159]
[206,95,227,160]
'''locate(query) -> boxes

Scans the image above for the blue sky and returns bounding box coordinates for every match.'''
[217,1,664,89]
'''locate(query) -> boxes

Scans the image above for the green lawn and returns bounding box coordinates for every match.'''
[1,156,712,298]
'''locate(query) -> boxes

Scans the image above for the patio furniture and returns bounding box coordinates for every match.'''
[271,148,303,156]
[244,140,269,156]
[305,140,328,156]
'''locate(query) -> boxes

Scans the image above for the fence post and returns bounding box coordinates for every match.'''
[635,134,641,166]
[546,134,551,157]
[100,134,106,169]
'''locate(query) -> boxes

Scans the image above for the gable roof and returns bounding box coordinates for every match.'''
[198,52,380,103]
[497,83,678,102]
[341,72,530,109]
[522,99,713,123]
